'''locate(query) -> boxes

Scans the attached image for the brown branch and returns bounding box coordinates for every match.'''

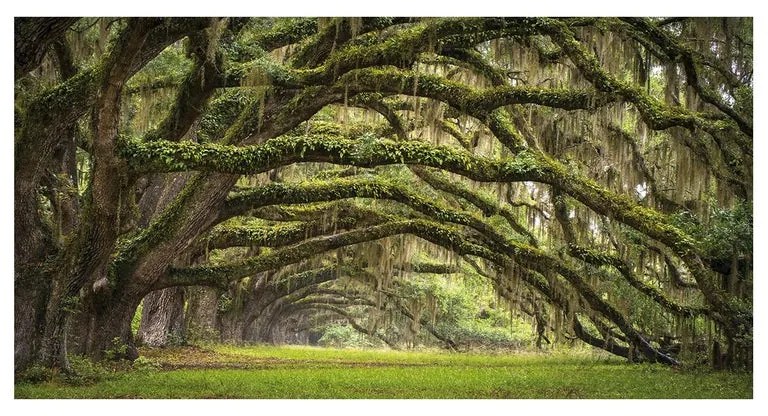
[15,17,80,80]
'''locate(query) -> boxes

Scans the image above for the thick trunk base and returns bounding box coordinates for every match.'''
[14,272,50,372]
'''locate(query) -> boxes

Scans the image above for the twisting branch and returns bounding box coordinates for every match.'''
[202,213,384,251]
[551,189,710,319]
[619,17,752,139]
[15,18,80,80]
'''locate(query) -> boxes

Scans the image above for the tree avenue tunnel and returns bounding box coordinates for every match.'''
[14,17,752,374]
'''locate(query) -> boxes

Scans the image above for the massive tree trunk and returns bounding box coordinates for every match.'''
[218,316,246,344]
[86,295,144,361]
[65,279,147,361]
[131,172,195,347]
[36,19,154,370]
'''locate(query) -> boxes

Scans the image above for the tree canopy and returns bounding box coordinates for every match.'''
[14,17,752,372]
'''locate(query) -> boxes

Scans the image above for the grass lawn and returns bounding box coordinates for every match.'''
[14,344,752,399]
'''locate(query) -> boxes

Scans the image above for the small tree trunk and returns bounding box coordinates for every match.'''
[37,308,70,369]
[137,287,186,347]
[86,296,142,361]
[269,311,311,345]
[185,286,220,342]
[218,314,245,344]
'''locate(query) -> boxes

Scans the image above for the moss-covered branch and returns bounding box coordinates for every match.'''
[566,244,710,317]
[120,131,706,275]
[244,201,391,224]
[250,18,318,53]
[268,266,344,295]
[202,213,383,250]
[405,261,461,275]
[572,315,633,360]
[619,17,752,140]
[342,67,614,118]
[160,219,503,289]
[436,119,474,150]
[553,188,708,318]
[543,18,743,144]
[301,18,544,86]
[291,18,412,69]
[465,256,638,360]
[222,177,542,261]
[411,167,538,246]
[439,48,510,86]
[351,94,411,141]
[119,133,544,180]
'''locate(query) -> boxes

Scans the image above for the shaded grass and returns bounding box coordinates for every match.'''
[15,345,752,399]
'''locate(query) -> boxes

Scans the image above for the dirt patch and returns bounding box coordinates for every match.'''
[159,361,431,370]
[138,346,432,371]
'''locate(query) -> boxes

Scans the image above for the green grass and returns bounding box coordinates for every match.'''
[15,344,752,399]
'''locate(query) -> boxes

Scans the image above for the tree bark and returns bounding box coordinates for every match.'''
[36,19,154,370]
[15,17,79,79]
[14,270,51,371]
[86,295,143,361]
[137,287,186,347]
[185,287,220,342]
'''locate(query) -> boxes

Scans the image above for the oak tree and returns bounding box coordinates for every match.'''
[14,17,752,372]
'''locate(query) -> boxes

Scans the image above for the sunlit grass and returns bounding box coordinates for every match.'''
[15,344,752,399]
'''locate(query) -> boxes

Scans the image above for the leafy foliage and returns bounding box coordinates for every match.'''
[317,324,382,349]
[671,200,752,260]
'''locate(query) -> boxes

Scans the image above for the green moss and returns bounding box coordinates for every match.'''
[534,151,700,258]
[167,218,514,288]
[196,89,254,143]
[249,18,318,52]
[118,133,543,183]
[545,18,723,133]
[343,68,610,131]
[205,212,379,249]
